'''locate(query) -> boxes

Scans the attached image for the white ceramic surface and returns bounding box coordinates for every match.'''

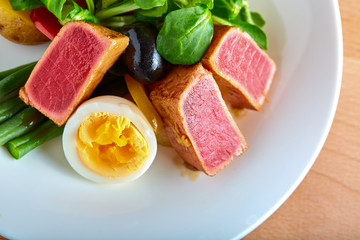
[0,0,343,239]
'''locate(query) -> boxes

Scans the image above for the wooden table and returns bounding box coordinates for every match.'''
[244,0,360,238]
[1,0,358,239]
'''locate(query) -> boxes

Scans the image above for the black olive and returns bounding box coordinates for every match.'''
[120,21,168,85]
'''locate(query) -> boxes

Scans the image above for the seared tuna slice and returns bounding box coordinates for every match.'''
[19,21,129,126]
[150,64,247,176]
[202,25,276,110]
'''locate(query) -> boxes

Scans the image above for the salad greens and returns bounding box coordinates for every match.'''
[172,0,214,9]
[156,5,213,64]
[9,0,43,10]
[250,11,265,28]
[40,0,67,19]
[61,1,100,24]
[134,0,166,9]
[211,0,267,49]
[9,0,268,64]
[136,1,168,18]
[85,0,95,13]
[10,0,99,24]
[94,0,146,20]
[211,0,242,20]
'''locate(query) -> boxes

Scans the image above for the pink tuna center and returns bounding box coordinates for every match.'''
[183,76,241,173]
[26,25,108,120]
[217,32,273,101]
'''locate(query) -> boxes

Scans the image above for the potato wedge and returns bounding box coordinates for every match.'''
[0,0,49,45]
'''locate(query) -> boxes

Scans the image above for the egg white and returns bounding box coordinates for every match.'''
[62,95,157,184]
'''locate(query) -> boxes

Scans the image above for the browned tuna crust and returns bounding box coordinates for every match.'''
[150,63,247,176]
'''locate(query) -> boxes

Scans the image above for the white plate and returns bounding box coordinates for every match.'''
[0,0,343,239]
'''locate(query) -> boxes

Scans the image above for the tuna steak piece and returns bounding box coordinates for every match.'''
[150,64,248,176]
[202,25,276,110]
[19,21,129,126]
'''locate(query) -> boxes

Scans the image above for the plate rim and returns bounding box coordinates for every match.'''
[234,0,344,238]
[0,0,344,239]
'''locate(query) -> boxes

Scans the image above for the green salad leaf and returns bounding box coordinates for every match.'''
[172,0,214,9]
[101,0,118,8]
[133,11,158,26]
[9,0,42,10]
[10,0,99,24]
[134,0,166,9]
[95,0,139,20]
[250,11,266,28]
[101,15,136,27]
[85,0,95,14]
[156,5,213,64]
[136,0,168,18]
[39,0,66,19]
[211,0,242,20]
[211,0,267,49]
[95,0,167,19]
[61,1,101,25]
[234,19,267,49]
[212,15,267,50]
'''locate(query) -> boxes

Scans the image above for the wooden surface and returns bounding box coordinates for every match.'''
[0,0,359,239]
[244,0,360,239]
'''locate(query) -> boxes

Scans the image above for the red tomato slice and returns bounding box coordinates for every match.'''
[30,7,62,40]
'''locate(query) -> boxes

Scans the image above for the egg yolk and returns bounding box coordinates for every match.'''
[76,112,149,178]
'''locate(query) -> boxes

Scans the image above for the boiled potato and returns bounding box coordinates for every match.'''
[0,0,49,45]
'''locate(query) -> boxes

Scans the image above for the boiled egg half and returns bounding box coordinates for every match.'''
[62,96,157,183]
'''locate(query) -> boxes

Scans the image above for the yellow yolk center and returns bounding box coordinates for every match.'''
[76,112,149,178]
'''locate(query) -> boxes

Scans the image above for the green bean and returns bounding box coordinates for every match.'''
[0,62,37,98]
[0,61,37,80]
[0,96,27,123]
[0,107,46,146]
[7,120,64,159]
